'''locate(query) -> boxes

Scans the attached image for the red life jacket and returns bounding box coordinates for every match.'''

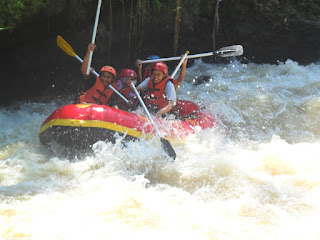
[119,87,131,100]
[143,76,174,110]
[116,87,131,110]
[77,78,119,105]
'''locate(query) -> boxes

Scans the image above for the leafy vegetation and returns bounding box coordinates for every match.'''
[0,0,44,30]
[0,0,95,30]
[1,0,319,31]
[1,0,319,58]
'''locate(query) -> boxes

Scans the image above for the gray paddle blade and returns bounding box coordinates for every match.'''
[215,45,243,57]
[160,137,176,160]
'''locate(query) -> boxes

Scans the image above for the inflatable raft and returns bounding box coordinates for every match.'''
[39,100,215,156]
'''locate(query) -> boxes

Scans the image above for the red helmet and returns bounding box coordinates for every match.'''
[151,62,168,76]
[120,68,137,78]
[99,65,116,79]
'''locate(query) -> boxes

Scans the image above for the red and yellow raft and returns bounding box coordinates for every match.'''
[39,100,216,155]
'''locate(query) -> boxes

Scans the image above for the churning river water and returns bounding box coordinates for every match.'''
[1,59,320,239]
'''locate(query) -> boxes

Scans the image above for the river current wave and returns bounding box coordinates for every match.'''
[1,59,320,239]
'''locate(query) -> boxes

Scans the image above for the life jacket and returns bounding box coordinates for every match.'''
[116,87,132,110]
[76,78,119,105]
[143,76,174,110]
[114,80,135,110]
[119,87,131,101]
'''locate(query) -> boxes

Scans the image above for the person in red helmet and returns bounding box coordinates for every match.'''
[136,62,176,118]
[135,55,160,84]
[115,68,138,110]
[135,55,188,90]
[76,43,119,107]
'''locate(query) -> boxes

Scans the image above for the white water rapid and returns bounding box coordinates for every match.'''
[1,59,320,239]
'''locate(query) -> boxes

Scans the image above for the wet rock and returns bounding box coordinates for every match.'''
[192,75,212,86]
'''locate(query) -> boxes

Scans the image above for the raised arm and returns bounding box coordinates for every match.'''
[81,43,96,76]
[135,59,143,84]
[174,57,188,90]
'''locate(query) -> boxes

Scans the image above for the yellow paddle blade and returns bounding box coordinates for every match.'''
[56,35,77,57]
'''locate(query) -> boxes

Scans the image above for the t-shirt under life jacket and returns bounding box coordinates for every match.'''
[143,76,174,110]
[76,78,119,105]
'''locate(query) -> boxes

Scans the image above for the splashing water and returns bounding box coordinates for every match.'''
[1,59,320,239]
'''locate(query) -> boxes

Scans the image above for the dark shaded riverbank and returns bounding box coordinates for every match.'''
[1,1,320,106]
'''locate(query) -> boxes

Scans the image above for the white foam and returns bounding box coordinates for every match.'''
[2,60,320,239]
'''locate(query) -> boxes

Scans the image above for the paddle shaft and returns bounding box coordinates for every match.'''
[130,83,176,160]
[126,51,188,159]
[170,51,189,78]
[130,83,158,132]
[57,35,129,103]
[134,51,187,122]
[142,52,211,64]
[86,0,103,75]
[141,45,243,64]
[92,70,129,104]
[78,55,129,104]
[135,52,187,116]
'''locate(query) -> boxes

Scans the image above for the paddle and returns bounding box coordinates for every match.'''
[141,45,243,64]
[130,82,176,160]
[126,52,189,160]
[56,35,129,104]
[86,0,103,76]
[170,51,189,78]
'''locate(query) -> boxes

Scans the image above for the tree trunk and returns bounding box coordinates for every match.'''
[128,0,134,61]
[107,0,113,63]
[212,0,222,52]
[173,0,181,56]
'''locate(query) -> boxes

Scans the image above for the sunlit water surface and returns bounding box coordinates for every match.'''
[1,59,320,239]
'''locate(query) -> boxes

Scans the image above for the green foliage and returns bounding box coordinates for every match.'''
[0,0,95,31]
[295,0,320,18]
[1,0,319,33]
[150,0,161,9]
[0,0,45,30]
